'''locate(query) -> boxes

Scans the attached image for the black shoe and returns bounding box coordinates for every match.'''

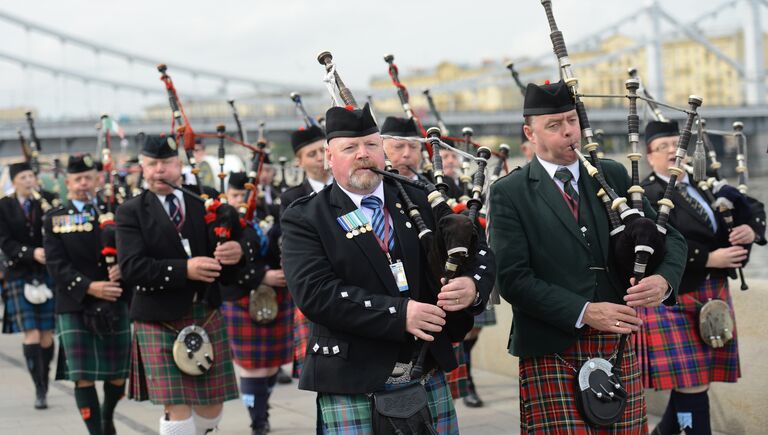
[103,419,116,435]
[463,391,484,408]
[276,368,292,385]
[251,424,269,435]
[34,394,48,410]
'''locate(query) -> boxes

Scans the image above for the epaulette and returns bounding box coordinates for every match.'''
[44,204,66,217]
[287,191,318,209]
[493,165,522,183]
[640,174,657,187]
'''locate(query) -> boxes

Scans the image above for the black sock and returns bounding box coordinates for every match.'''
[671,390,711,435]
[74,385,104,435]
[655,392,679,434]
[101,382,125,424]
[240,376,271,429]
[22,344,44,395]
[39,344,54,394]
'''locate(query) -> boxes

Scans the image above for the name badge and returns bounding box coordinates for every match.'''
[389,260,409,293]
[181,238,192,258]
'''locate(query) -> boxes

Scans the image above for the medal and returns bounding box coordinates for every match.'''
[83,222,93,232]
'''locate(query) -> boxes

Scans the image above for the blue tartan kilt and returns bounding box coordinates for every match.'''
[2,275,55,334]
[318,371,459,435]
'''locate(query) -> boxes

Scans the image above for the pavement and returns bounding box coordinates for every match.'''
[0,331,696,435]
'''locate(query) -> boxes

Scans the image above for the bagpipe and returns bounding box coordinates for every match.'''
[630,68,755,290]
[156,65,270,248]
[538,0,705,426]
[17,112,58,211]
[506,62,528,96]
[383,54,435,183]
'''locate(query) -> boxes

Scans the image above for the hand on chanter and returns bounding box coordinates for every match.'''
[436,276,478,311]
[406,300,446,342]
[583,302,641,334]
[625,274,668,308]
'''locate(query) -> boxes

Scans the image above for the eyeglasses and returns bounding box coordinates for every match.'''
[650,142,675,153]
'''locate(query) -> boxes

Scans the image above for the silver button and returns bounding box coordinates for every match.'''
[341,291,349,298]
[332,345,340,354]
[474,274,481,280]
[165,276,170,282]
[389,306,397,314]
[364,300,372,308]
[167,266,173,271]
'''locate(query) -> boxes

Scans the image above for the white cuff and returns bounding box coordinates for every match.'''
[575,302,590,328]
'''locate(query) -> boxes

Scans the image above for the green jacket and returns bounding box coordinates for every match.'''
[489,156,687,358]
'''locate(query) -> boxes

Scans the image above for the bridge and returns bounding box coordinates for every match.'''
[0,0,767,177]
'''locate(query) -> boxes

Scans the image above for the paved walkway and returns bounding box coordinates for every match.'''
[0,331,717,434]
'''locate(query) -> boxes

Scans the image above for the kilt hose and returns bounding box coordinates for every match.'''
[55,301,131,381]
[2,277,55,334]
[636,276,740,391]
[519,327,647,434]
[292,306,311,378]
[445,342,470,399]
[129,303,239,405]
[220,287,293,369]
[318,371,459,435]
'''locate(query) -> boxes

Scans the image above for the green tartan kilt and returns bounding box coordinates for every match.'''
[55,301,131,381]
[129,303,239,405]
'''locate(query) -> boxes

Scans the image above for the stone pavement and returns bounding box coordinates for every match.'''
[0,331,685,435]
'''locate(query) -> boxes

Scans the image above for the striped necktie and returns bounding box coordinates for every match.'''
[676,182,714,232]
[361,196,394,251]
[165,195,184,231]
[554,167,579,216]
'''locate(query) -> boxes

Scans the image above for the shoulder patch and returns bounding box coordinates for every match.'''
[287,191,317,209]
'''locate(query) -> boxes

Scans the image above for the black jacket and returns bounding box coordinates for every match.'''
[642,173,761,294]
[116,187,241,321]
[281,179,495,394]
[0,192,51,280]
[43,201,129,313]
[279,180,313,215]
[220,225,269,301]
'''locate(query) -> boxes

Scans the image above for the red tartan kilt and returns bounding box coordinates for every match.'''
[519,328,647,434]
[635,277,740,390]
[445,342,470,399]
[221,286,293,369]
[292,306,311,378]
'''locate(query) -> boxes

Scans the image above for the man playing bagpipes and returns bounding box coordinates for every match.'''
[43,154,131,435]
[0,161,57,410]
[219,171,293,435]
[281,103,495,434]
[116,135,245,435]
[489,81,688,433]
[381,116,432,184]
[638,120,765,435]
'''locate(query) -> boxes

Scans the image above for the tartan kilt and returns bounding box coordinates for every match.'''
[519,328,647,434]
[636,277,740,390]
[129,303,238,405]
[220,286,293,369]
[55,302,131,381]
[445,342,470,399]
[292,305,311,378]
[473,304,497,327]
[1,276,55,334]
[318,371,459,435]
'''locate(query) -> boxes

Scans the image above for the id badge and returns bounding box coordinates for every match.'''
[389,260,409,293]
[181,238,192,258]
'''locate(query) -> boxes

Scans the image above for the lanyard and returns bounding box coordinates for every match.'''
[370,206,393,262]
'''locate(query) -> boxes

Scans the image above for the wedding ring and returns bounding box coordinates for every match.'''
[615,321,621,327]
[455,298,460,305]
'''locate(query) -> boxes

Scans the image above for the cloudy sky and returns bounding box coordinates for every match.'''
[0,0,749,118]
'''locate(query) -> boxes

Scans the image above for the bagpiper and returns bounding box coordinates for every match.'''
[116,135,244,435]
[43,154,131,435]
[0,161,57,409]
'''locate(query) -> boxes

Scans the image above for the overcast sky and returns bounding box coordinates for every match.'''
[0,0,752,118]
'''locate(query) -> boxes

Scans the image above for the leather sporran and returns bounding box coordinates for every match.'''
[82,300,120,335]
[249,285,278,325]
[170,324,214,376]
[698,299,735,348]
[573,358,628,427]
[371,382,437,435]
